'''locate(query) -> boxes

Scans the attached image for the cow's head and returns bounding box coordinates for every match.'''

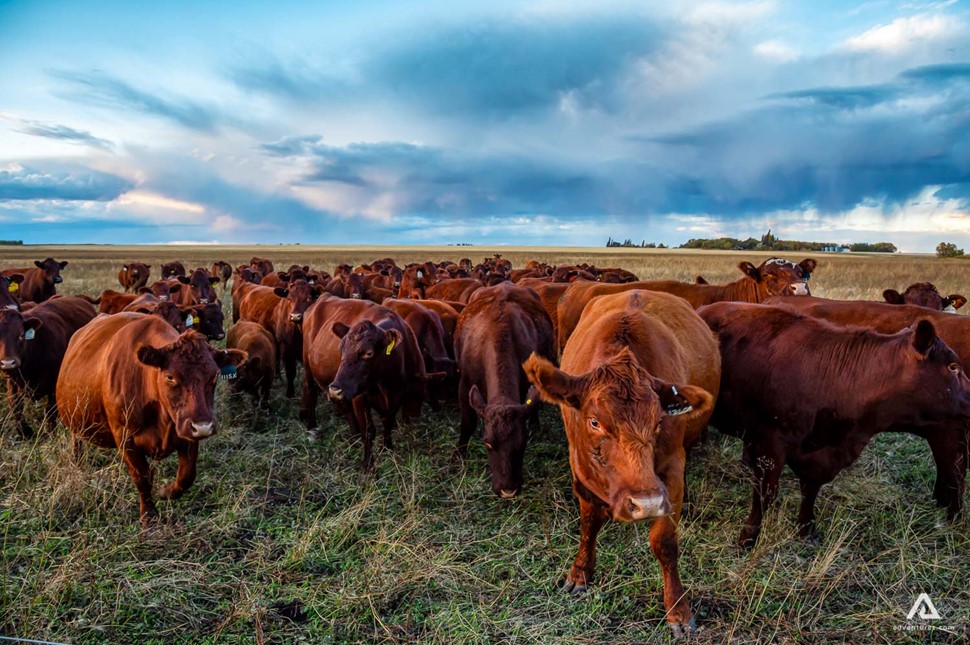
[142,279,181,301]
[0,309,42,371]
[524,349,713,522]
[739,257,816,298]
[34,258,68,286]
[275,279,318,324]
[345,272,365,300]
[883,283,967,312]
[184,302,226,340]
[898,320,970,421]
[467,384,540,498]
[178,269,219,304]
[122,263,149,283]
[161,261,186,279]
[328,320,403,402]
[134,300,187,332]
[1,274,24,310]
[136,332,246,441]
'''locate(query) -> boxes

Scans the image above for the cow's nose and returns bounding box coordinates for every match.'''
[499,489,518,499]
[289,313,303,322]
[0,358,19,370]
[200,298,209,304]
[350,293,361,299]
[159,295,168,301]
[53,276,62,283]
[214,332,225,340]
[627,495,669,520]
[190,421,214,438]
[328,385,344,400]
[790,282,809,296]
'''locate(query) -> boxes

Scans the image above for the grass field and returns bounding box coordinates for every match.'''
[1,245,969,643]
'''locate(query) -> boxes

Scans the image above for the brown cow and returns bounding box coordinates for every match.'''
[883,282,967,312]
[519,280,570,347]
[524,290,718,637]
[381,298,457,408]
[57,315,245,527]
[766,295,970,518]
[699,301,970,548]
[426,277,483,303]
[227,321,276,409]
[300,295,437,469]
[2,258,69,303]
[232,269,264,322]
[454,283,556,497]
[118,262,151,293]
[398,262,439,299]
[211,261,233,289]
[250,257,275,276]
[0,296,96,438]
[410,299,462,358]
[160,261,186,279]
[174,268,220,306]
[557,257,817,352]
[125,299,189,333]
[100,281,182,314]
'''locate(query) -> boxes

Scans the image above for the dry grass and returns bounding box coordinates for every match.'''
[0,245,968,643]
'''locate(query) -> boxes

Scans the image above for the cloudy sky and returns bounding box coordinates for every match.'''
[1,1,969,250]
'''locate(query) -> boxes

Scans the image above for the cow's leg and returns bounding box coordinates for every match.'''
[738,437,784,549]
[380,393,400,451]
[7,381,31,439]
[353,397,375,471]
[651,517,692,636]
[158,441,198,500]
[795,476,825,545]
[300,373,320,439]
[120,444,158,527]
[453,378,477,463]
[283,346,297,398]
[563,492,608,593]
[925,431,966,518]
[43,395,59,432]
[259,375,272,411]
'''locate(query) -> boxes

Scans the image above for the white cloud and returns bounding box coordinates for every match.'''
[843,14,960,53]
[753,40,799,62]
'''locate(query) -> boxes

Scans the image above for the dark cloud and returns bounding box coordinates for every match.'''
[765,84,899,109]
[49,70,223,133]
[0,163,133,201]
[10,120,114,150]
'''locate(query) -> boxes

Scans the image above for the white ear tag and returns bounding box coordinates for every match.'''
[24,329,35,340]
[186,314,194,327]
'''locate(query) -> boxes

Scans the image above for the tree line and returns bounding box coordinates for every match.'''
[607,230,896,253]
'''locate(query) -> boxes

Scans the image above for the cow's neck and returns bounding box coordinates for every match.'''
[720,277,765,304]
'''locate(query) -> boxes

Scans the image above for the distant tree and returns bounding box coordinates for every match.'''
[937,242,965,258]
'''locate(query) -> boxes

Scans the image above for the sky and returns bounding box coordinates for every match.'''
[1,0,969,251]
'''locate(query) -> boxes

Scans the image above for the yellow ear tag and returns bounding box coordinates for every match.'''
[526,399,532,405]
[8,282,18,293]
[192,316,200,325]
[385,339,395,355]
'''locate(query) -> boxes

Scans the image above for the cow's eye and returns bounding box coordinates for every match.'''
[949,363,961,373]
[588,418,602,432]
[363,349,374,360]
[484,441,494,450]
[165,374,176,384]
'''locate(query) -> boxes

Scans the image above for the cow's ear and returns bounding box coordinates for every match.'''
[383,328,403,354]
[168,282,182,293]
[209,277,220,285]
[23,317,43,333]
[738,262,761,281]
[59,261,68,268]
[244,355,262,371]
[277,272,290,282]
[948,294,967,310]
[331,322,351,338]
[137,345,169,369]
[273,287,289,298]
[883,289,904,304]
[913,319,937,355]
[34,261,44,269]
[522,353,585,409]
[695,275,708,284]
[7,273,24,285]
[468,384,487,416]
[177,275,191,284]
[653,381,714,420]
[214,348,248,367]
[302,266,309,273]
[799,258,817,275]
[122,264,129,271]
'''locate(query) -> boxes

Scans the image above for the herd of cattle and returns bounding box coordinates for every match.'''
[2,254,969,635]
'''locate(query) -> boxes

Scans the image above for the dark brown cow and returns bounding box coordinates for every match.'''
[766,295,970,518]
[551,266,598,283]
[2,258,69,303]
[99,281,182,314]
[557,257,817,352]
[699,301,970,548]
[411,299,462,358]
[0,274,25,311]
[381,298,457,408]
[125,299,189,333]
[0,296,96,438]
[118,262,151,292]
[426,277,482,303]
[160,261,186,279]
[883,282,967,312]
[231,269,264,322]
[300,295,437,469]
[524,290,718,637]
[57,315,245,527]
[227,321,276,409]
[239,279,318,397]
[398,262,439,299]
[454,283,556,497]
[211,261,233,289]
[174,268,220,306]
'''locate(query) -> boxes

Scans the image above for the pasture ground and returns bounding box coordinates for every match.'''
[1,245,968,643]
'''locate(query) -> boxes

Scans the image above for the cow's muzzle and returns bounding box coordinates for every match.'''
[0,357,20,370]
[190,421,215,439]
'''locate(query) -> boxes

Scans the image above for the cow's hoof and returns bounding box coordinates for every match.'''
[669,617,697,639]
[800,528,821,547]
[158,484,182,500]
[307,427,321,442]
[560,575,588,595]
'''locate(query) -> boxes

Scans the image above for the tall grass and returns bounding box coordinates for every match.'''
[1,246,967,643]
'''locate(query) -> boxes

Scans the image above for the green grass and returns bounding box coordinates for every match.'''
[1,246,969,643]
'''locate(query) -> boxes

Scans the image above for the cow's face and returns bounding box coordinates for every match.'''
[0,274,24,310]
[135,301,187,332]
[328,320,403,401]
[122,263,149,283]
[525,350,713,522]
[161,262,185,279]
[178,269,219,304]
[883,283,967,312]
[903,320,970,421]
[186,302,226,340]
[34,257,68,286]
[740,257,816,297]
[468,385,538,498]
[275,279,317,324]
[0,310,41,371]
[146,279,180,301]
[345,273,365,300]
[137,332,246,441]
